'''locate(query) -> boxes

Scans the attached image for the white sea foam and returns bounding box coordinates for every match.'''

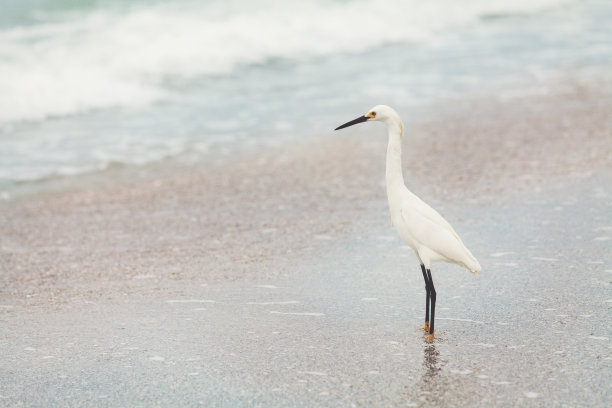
[0,0,567,123]
[166,299,216,304]
[437,317,484,324]
[531,257,559,262]
[377,236,396,241]
[450,369,472,375]
[314,235,332,240]
[270,311,324,316]
[299,371,327,376]
[133,274,156,280]
[490,251,516,257]
[469,343,496,348]
[588,336,608,340]
[247,301,299,305]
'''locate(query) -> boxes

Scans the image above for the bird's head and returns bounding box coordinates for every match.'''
[334,105,399,131]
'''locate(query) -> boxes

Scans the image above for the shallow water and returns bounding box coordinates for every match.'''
[1,0,611,190]
[1,170,609,407]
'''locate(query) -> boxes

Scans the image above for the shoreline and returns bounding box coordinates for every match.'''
[0,147,609,407]
[0,72,611,407]
[1,73,611,309]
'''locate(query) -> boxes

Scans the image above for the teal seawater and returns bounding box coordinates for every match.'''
[0,0,610,189]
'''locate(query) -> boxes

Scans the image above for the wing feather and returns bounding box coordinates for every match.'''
[399,192,480,273]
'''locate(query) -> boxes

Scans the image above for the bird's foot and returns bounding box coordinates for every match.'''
[426,333,435,341]
[419,322,430,332]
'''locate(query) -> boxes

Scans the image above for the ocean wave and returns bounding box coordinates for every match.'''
[0,0,567,123]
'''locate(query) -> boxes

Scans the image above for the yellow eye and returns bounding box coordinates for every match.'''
[371,111,376,117]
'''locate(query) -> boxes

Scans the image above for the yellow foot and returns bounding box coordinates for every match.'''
[419,322,430,332]
[426,333,435,341]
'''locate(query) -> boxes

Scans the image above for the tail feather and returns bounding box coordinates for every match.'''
[464,250,481,274]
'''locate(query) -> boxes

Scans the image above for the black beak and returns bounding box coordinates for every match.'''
[334,115,369,131]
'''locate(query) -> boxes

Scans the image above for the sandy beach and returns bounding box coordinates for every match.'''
[1,71,611,406]
[1,72,610,304]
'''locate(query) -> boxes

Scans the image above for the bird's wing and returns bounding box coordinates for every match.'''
[403,191,463,243]
[399,198,480,273]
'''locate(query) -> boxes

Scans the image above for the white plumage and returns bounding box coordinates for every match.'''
[335,105,480,338]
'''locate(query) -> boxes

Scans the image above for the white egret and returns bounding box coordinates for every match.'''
[335,105,481,339]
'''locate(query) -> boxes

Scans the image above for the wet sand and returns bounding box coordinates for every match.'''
[0,75,611,406]
[2,73,610,307]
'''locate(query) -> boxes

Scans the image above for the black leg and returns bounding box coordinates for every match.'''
[426,269,436,335]
[420,264,430,327]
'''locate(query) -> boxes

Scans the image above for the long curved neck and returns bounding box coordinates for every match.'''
[385,118,405,193]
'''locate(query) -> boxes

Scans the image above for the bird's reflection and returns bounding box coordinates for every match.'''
[403,339,448,405]
[404,341,445,405]
[404,339,446,405]
[422,342,441,381]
